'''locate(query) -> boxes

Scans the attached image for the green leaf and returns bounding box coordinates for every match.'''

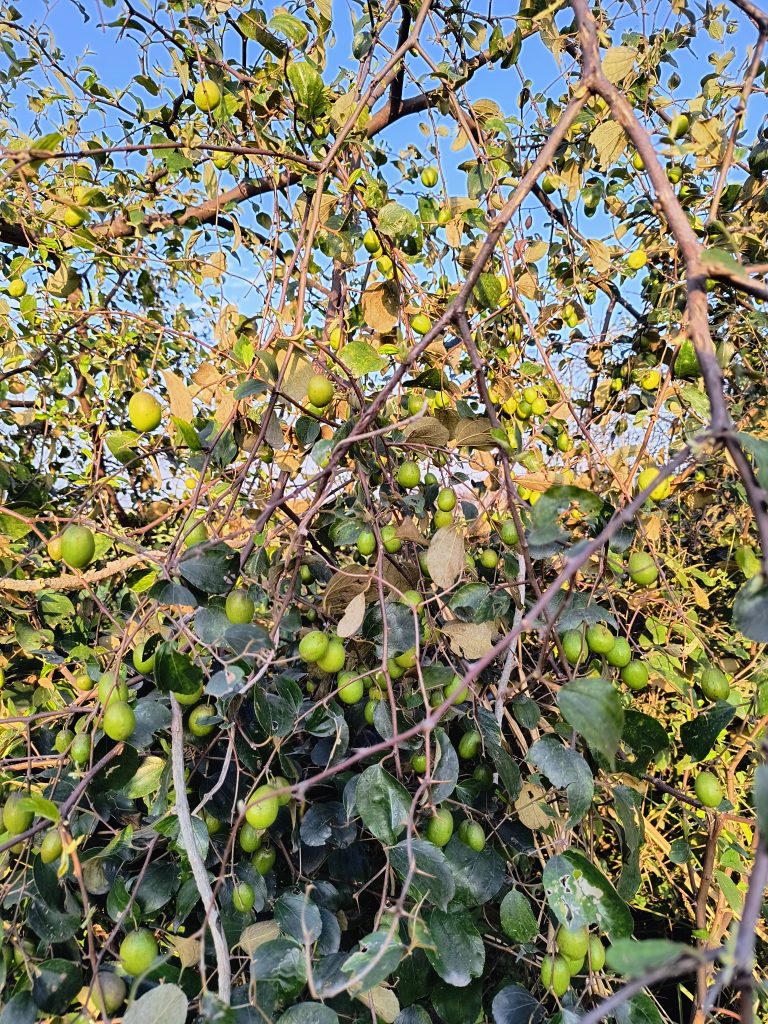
[733,574,768,642]
[476,709,521,800]
[377,201,418,239]
[18,794,59,823]
[615,994,665,1024]
[499,890,539,943]
[557,677,624,765]
[390,839,455,910]
[528,737,593,825]
[178,542,239,594]
[251,939,307,1000]
[125,756,167,799]
[491,986,544,1024]
[621,710,670,774]
[430,729,459,803]
[153,642,204,695]
[443,835,505,907]
[287,62,327,117]
[606,939,697,977]
[123,984,188,1024]
[755,764,768,840]
[341,930,406,991]
[105,429,140,463]
[424,908,485,987]
[275,892,323,943]
[269,12,309,45]
[473,272,502,311]
[280,1006,339,1024]
[0,994,36,1024]
[679,701,736,761]
[355,764,411,845]
[31,960,83,1014]
[542,849,633,940]
[340,340,386,376]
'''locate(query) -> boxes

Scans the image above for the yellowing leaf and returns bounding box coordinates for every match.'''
[337,590,368,638]
[590,120,627,169]
[361,281,400,333]
[238,920,280,955]
[586,239,613,275]
[453,416,494,449]
[161,369,194,422]
[426,526,465,590]
[442,620,495,659]
[357,986,400,1024]
[403,417,450,447]
[602,46,637,83]
[515,782,553,830]
[166,934,202,968]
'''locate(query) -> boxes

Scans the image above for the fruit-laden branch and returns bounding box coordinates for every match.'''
[169,697,231,1004]
[0,555,147,592]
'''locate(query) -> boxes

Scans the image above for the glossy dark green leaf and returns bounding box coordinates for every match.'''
[32,959,83,1014]
[499,890,538,943]
[123,984,188,1024]
[280,1005,339,1024]
[153,642,204,695]
[542,849,633,940]
[557,677,624,765]
[430,729,459,803]
[615,993,665,1024]
[178,542,239,594]
[621,710,669,774]
[606,938,697,977]
[443,836,504,907]
[679,701,736,761]
[491,985,544,1024]
[341,929,406,991]
[275,892,323,943]
[390,839,455,910]
[355,764,411,845]
[0,994,36,1024]
[528,736,593,825]
[424,909,484,987]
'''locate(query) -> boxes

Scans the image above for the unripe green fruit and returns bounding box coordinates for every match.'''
[564,955,585,975]
[73,671,94,692]
[695,770,723,807]
[397,461,421,489]
[420,166,438,187]
[54,728,74,754]
[479,549,499,570]
[70,733,91,765]
[300,563,314,583]
[632,151,645,170]
[400,589,422,610]
[556,924,589,959]
[132,642,156,674]
[271,776,292,806]
[188,704,216,737]
[232,882,255,913]
[586,624,615,655]
[637,466,670,501]
[473,763,493,788]
[411,753,427,773]
[204,812,222,835]
[640,368,661,391]
[458,731,482,760]
[588,935,606,971]
[225,589,255,624]
[381,524,402,553]
[252,844,276,874]
[408,393,425,415]
[307,374,334,408]
[183,520,208,547]
[119,929,158,976]
[8,279,26,297]
[437,207,452,225]
[557,432,573,453]
[245,786,279,830]
[460,820,486,852]
[40,829,63,863]
[425,807,454,847]
[500,521,519,545]
[541,173,558,194]
[63,205,87,227]
[433,509,454,528]
[211,149,234,169]
[531,396,548,416]
[128,392,162,432]
[61,525,95,569]
[239,823,262,853]
[700,665,729,702]
[103,700,136,741]
[3,794,33,836]
[194,79,222,111]
[364,699,377,725]
[97,673,129,706]
[47,535,63,560]
[357,529,376,556]
[317,637,345,674]
[627,551,658,586]
[175,684,204,706]
[605,637,632,668]
[667,164,683,183]
[437,487,457,512]
[410,313,432,336]
[337,671,364,704]
[561,629,586,666]
[627,248,648,270]
[363,229,381,254]
[445,675,468,703]
[541,954,570,996]
[94,973,127,1015]
[621,660,649,690]
[668,112,690,139]
[299,630,329,663]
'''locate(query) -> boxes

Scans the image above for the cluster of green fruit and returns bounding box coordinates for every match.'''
[539,924,607,996]
[559,621,650,692]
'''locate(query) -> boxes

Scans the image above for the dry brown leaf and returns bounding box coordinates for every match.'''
[166,934,202,969]
[395,519,426,545]
[192,362,223,403]
[442,620,495,659]
[383,558,419,594]
[337,590,368,638]
[323,567,372,617]
[403,417,450,447]
[361,281,400,333]
[515,782,553,830]
[426,526,465,590]
[238,920,281,956]
[453,416,494,449]
[161,369,194,422]
[276,348,315,404]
